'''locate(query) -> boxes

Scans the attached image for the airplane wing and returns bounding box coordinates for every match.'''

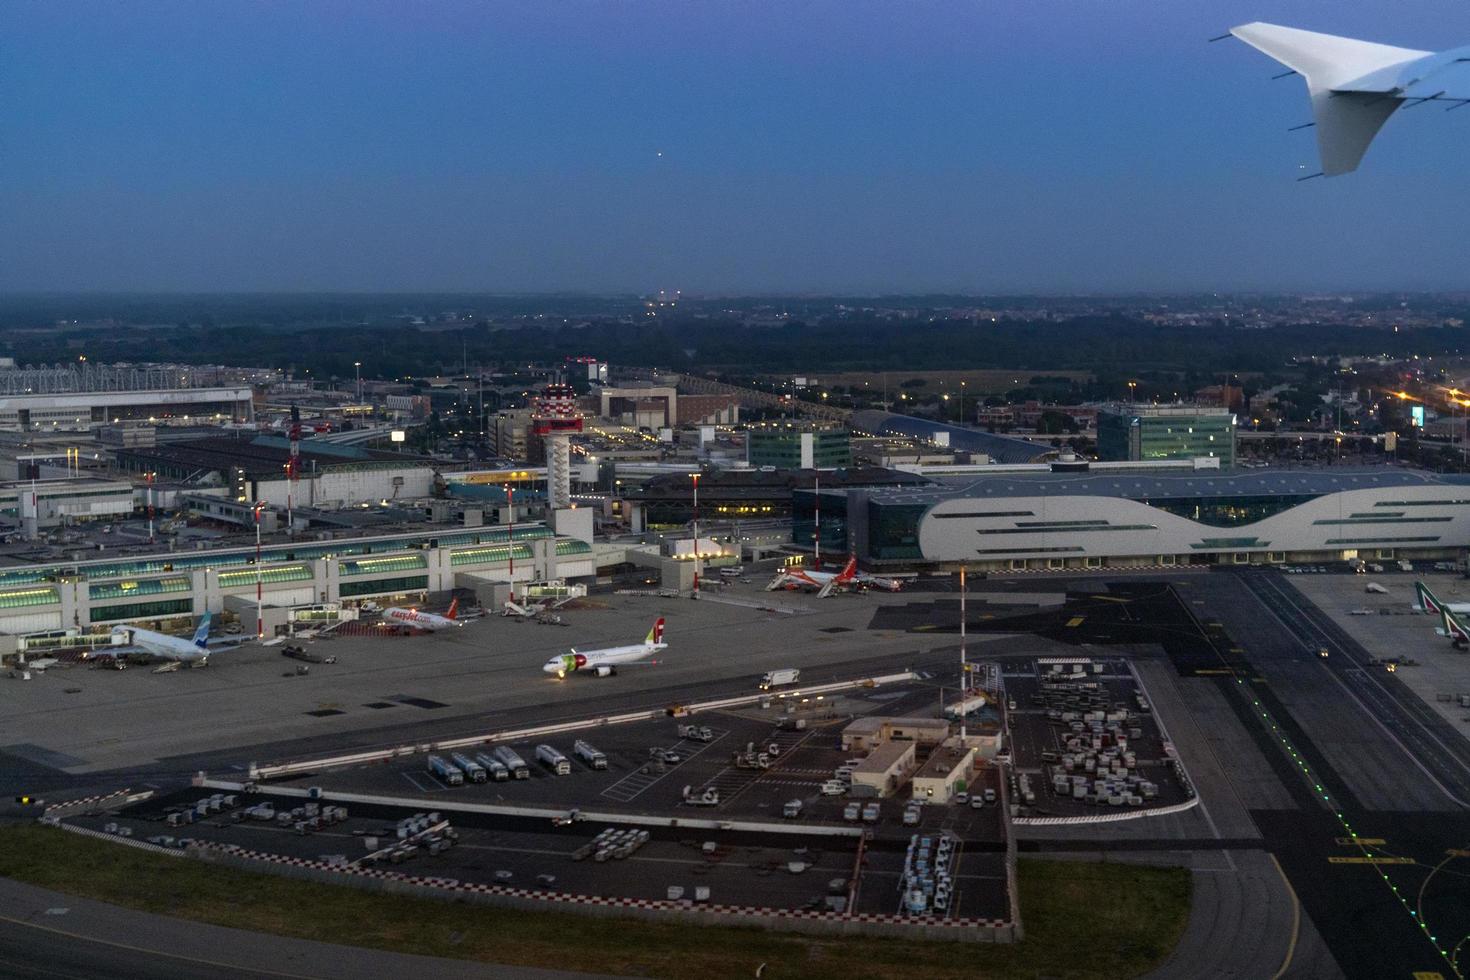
[1229,22,1449,176]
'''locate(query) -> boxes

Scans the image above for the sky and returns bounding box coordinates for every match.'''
[2,1,1469,295]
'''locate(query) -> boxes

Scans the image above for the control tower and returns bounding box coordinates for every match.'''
[532,382,583,510]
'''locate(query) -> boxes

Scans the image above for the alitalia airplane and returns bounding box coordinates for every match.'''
[1413,581,1470,617]
[544,618,666,678]
[1436,605,1470,646]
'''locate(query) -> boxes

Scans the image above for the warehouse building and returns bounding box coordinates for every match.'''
[841,465,1470,572]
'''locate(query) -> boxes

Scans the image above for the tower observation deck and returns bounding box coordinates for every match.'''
[532,382,583,510]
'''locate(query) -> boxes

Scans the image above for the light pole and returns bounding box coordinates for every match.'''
[959,565,968,745]
[505,485,516,603]
[354,362,362,403]
[691,472,701,594]
[252,501,265,639]
[959,380,966,426]
[812,472,820,566]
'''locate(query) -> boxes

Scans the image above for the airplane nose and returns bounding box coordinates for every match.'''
[542,662,558,674]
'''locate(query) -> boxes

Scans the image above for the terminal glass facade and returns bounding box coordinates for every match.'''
[791,491,850,554]
[90,598,193,622]
[866,501,926,560]
[339,575,430,598]
[1141,493,1319,527]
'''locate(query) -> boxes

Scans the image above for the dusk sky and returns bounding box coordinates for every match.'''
[4,1,1468,294]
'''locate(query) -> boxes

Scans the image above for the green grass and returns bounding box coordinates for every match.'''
[0,824,1189,979]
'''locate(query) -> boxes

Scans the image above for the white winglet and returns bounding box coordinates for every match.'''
[1229,22,1452,175]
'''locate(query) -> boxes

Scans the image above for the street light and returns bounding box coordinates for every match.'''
[691,472,701,594]
[504,485,516,602]
[252,501,266,639]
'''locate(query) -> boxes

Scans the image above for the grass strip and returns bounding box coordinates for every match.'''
[0,824,1188,979]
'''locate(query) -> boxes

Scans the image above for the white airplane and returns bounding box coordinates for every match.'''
[766,556,859,598]
[101,613,246,667]
[382,598,465,632]
[543,617,666,679]
[1227,22,1470,177]
[1415,581,1470,616]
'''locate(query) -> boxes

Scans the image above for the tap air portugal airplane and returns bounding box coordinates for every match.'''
[544,618,666,679]
[382,598,464,632]
[1227,22,1470,176]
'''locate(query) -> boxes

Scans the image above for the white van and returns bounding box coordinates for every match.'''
[820,780,847,796]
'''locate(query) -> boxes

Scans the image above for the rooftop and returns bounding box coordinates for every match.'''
[850,410,1057,465]
[865,466,1470,506]
[113,435,430,478]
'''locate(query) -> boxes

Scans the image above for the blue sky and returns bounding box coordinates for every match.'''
[2,1,1468,294]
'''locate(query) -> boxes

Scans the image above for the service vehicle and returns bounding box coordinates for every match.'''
[759,668,800,691]
[426,755,464,786]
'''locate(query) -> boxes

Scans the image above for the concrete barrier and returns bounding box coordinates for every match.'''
[198,779,866,837]
[248,671,917,780]
[190,842,1016,942]
[1011,796,1199,827]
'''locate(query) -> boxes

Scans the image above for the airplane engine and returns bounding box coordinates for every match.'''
[595,665,615,677]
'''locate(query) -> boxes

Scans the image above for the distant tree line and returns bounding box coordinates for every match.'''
[1,309,1466,387]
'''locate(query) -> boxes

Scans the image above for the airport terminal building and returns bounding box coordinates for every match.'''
[0,523,595,644]
[829,465,1470,572]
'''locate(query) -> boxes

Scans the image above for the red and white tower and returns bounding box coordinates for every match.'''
[531,382,583,510]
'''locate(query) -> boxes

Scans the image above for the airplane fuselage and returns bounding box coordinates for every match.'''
[544,641,666,678]
[382,607,460,631]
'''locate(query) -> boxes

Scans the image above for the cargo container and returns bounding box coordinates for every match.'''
[536,744,572,775]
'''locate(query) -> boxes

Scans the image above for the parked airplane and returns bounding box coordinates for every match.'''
[1436,605,1470,646]
[100,613,246,667]
[1413,581,1470,616]
[1228,22,1470,176]
[382,598,464,632]
[766,556,858,598]
[544,618,666,678]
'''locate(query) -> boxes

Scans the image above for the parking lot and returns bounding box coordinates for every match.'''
[69,781,1009,919]
[1002,657,1192,818]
